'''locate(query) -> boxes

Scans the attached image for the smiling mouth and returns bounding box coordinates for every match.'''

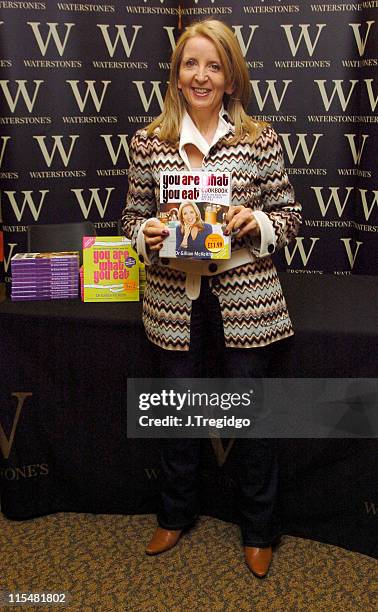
[192,87,211,95]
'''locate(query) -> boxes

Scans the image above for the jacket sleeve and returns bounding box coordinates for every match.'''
[249,125,302,254]
[121,130,159,262]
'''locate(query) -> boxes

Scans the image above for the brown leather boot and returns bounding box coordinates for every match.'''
[244,546,273,578]
[145,527,183,555]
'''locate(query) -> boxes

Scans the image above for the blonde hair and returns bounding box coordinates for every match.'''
[178,201,205,231]
[146,19,266,144]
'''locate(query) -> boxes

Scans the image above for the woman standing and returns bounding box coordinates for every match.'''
[122,19,301,578]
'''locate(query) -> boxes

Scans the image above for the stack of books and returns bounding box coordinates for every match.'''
[11,252,79,301]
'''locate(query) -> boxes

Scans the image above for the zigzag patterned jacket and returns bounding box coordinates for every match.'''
[122,121,302,351]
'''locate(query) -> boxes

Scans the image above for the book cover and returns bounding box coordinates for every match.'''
[82,236,139,302]
[159,171,231,260]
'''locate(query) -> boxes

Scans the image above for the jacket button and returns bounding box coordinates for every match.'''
[161,258,170,265]
[267,243,275,254]
[208,263,218,273]
[139,254,144,263]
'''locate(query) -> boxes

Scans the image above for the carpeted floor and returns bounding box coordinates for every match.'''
[1,511,376,611]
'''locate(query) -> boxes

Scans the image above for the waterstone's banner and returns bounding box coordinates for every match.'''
[0,0,377,287]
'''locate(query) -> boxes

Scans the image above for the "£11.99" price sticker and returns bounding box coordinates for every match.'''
[205,233,224,252]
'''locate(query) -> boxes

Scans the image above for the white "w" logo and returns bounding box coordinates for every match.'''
[314,80,358,111]
[284,237,319,266]
[250,80,292,111]
[281,24,326,57]
[0,136,10,166]
[33,135,79,167]
[349,21,375,57]
[72,187,115,218]
[97,25,142,58]
[163,26,177,52]
[133,81,166,112]
[232,25,259,57]
[0,393,33,460]
[364,79,378,112]
[27,22,74,56]
[340,238,363,269]
[359,189,378,221]
[311,186,354,217]
[0,80,43,112]
[2,190,48,221]
[280,133,323,164]
[3,242,17,273]
[67,80,111,112]
[344,134,369,165]
[101,135,130,165]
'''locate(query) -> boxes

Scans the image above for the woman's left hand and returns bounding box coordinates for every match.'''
[224,205,260,239]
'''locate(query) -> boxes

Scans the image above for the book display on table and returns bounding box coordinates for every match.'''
[82,236,139,302]
[159,171,231,260]
[11,252,79,301]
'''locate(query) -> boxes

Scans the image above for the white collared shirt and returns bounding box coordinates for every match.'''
[179,107,230,170]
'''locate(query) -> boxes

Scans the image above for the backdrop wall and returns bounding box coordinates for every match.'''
[0,0,377,284]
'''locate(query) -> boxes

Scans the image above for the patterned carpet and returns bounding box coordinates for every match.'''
[0,511,376,611]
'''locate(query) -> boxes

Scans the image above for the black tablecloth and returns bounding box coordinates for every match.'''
[0,274,377,558]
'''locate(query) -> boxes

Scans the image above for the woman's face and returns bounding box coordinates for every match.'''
[178,35,232,116]
[182,205,197,225]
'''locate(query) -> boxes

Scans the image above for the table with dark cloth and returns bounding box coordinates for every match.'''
[0,274,377,558]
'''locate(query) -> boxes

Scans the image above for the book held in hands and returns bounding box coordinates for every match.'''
[159,171,231,260]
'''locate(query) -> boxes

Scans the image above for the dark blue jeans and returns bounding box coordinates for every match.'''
[151,277,280,547]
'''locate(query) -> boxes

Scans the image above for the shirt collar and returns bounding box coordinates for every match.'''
[179,106,232,169]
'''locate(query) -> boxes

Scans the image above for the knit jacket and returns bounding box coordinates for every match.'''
[122,120,302,351]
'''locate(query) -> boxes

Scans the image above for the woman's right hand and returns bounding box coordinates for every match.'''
[143,220,169,251]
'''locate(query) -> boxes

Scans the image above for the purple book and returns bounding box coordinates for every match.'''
[11,294,78,301]
[12,263,79,269]
[12,272,79,281]
[12,282,78,290]
[12,272,79,279]
[11,252,79,276]
[12,273,79,283]
[12,286,78,293]
[12,269,79,279]
[11,287,78,295]
[11,252,79,262]
[12,261,79,267]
